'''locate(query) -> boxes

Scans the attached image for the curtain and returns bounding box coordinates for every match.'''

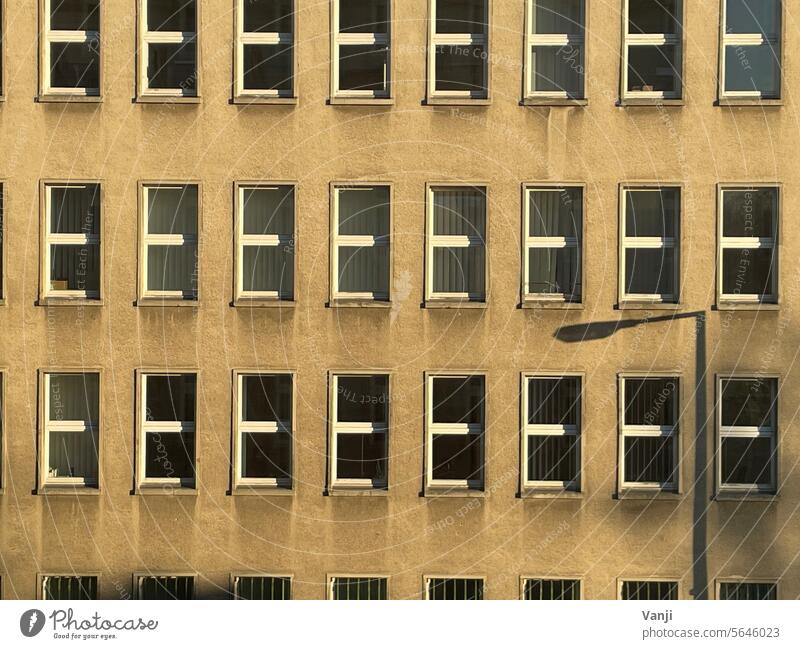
[528,190,581,296]
[51,185,99,235]
[148,186,197,235]
[432,189,485,296]
[47,373,99,484]
[528,377,578,425]
[50,244,100,292]
[147,244,198,294]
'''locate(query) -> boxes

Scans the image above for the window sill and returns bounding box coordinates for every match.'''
[232,299,295,309]
[715,301,779,311]
[327,299,392,309]
[136,298,199,308]
[424,97,491,106]
[521,97,587,107]
[38,297,104,307]
[327,487,388,496]
[424,300,487,309]
[231,95,297,106]
[616,301,681,311]
[618,97,684,107]
[423,488,485,498]
[614,489,682,501]
[38,486,100,496]
[328,97,394,106]
[136,486,198,496]
[135,95,201,105]
[715,491,777,502]
[519,489,583,500]
[36,94,102,103]
[716,98,782,107]
[231,485,294,496]
[520,300,583,310]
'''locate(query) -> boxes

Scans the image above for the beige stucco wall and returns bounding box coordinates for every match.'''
[0,0,798,599]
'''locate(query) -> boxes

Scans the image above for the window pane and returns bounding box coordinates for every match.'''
[49,373,99,422]
[145,375,196,422]
[623,436,675,484]
[144,431,194,480]
[242,431,291,480]
[627,45,679,93]
[338,187,390,236]
[436,0,486,33]
[338,246,389,295]
[527,435,579,482]
[725,43,780,96]
[622,581,677,600]
[528,247,580,296]
[719,582,776,600]
[44,576,97,600]
[242,246,293,297]
[147,41,197,91]
[625,190,678,238]
[147,244,198,294]
[50,244,100,293]
[431,433,482,482]
[432,377,483,424]
[243,44,293,91]
[435,44,487,93]
[51,0,100,31]
[726,0,780,34]
[532,0,583,34]
[723,189,776,237]
[48,429,98,483]
[339,0,389,33]
[148,186,197,234]
[628,0,679,33]
[336,432,388,481]
[528,377,579,425]
[625,248,675,296]
[50,185,99,235]
[529,189,581,238]
[147,0,196,31]
[244,0,293,32]
[50,42,99,89]
[243,187,294,235]
[721,379,775,427]
[721,437,772,484]
[433,247,485,295]
[336,376,388,423]
[524,579,580,600]
[339,44,388,92]
[531,45,583,94]
[242,375,291,422]
[722,248,775,296]
[332,577,387,600]
[624,378,677,426]
[433,189,485,236]
[236,576,291,600]
[428,578,483,600]
[139,576,193,600]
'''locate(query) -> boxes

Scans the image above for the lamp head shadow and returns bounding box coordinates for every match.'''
[554,311,704,343]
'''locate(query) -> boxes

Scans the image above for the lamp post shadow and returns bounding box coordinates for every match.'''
[553,311,709,599]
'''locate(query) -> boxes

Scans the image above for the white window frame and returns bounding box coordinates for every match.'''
[622,0,682,100]
[425,184,488,304]
[234,182,295,302]
[524,0,585,99]
[423,575,485,600]
[618,375,679,492]
[618,579,679,600]
[137,0,198,98]
[425,373,485,492]
[720,0,781,100]
[522,373,581,491]
[331,183,391,302]
[233,371,293,490]
[331,0,391,99]
[522,185,582,302]
[231,573,292,600]
[40,0,101,96]
[329,372,389,491]
[427,0,489,101]
[134,573,196,599]
[139,183,199,302]
[137,372,197,490]
[717,375,778,494]
[327,574,389,600]
[234,0,295,99]
[717,185,779,305]
[42,182,101,301]
[619,185,680,304]
[40,370,100,490]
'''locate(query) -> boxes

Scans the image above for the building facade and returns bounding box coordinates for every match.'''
[0,0,796,599]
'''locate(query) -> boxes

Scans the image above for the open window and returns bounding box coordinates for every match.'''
[41,0,100,97]
[41,575,97,600]
[328,576,388,600]
[425,577,484,600]
[718,580,777,600]
[332,0,390,100]
[522,578,580,600]
[135,574,195,599]
[233,575,292,600]
[138,0,198,98]
[619,580,678,600]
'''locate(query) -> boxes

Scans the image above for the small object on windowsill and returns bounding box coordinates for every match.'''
[51,279,69,291]
[641,84,654,92]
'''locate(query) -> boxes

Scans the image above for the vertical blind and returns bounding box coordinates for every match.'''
[432,188,486,297]
[49,185,100,293]
[47,373,99,485]
[146,186,198,295]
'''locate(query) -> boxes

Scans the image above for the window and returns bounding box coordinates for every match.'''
[41,372,100,489]
[426,374,485,491]
[41,0,100,96]
[138,0,197,97]
[41,575,97,600]
[332,0,390,99]
[525,0,585,100]
[620,187,680,304]
[0,373,4,490]
[332,185,390,302]
[522,375,581,491]
[328,576,388,600]
[235,184,294,302]
[135,575,194,599]
[428,0,489,100]
[620,580,678,600]
[140,184,199,302]
[426,186,487,303]
[425,577,484,600]
[523,186,582,302]
[619,377,679,491]
[522,578,580,600]
[330,374,389,490]
[234,373,293,490]
[233,575,291,600]
[0,184,4,300]
[623,0,682,100]
[718,186,778,304]
[42,183,101,301]
[718,377,777,493]
[718,581,777,600]
[235,0,294,99]
[138,373,197,489]
[720,0,781,100]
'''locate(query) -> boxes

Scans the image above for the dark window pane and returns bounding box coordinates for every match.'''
[622,581,677,600]
[339,0,388,33]
[436,0,486,33]
[241,432,292,481]
[338,186,390,236]
[244,0,293,32]
[528,247,580,297]
[721,379,775,427]
[435,44,487,93]
[529,189,581,237]
[431,433,482,482]
[144,432,195,481]
[722,189,777,237]
[627,45,679,93]
[726,0,780,34]
[624,378,677,426]
[147,41,197,92]
[48,429,98,484]
[49,373,99,421]
[242,375,292,422]
[626,190,678,237]
[50,244,100,293]
[336,432,387,482]
[432,377,483,424]
[721,437,773,485]
[243,44,293,91]
[433,189,486,237]
[236,576,291,600]
[623,436,675,484]
[532,0,583,34]
[625,247,675,296]
[531,45,584,95]
[242,246,293,297]
[338,44,388,92]
[336,376,388,423]
[722,248,775,297]
[724,44,780,96]
[147,0,196,31]
[51,185,99,234]
[524,579,580,600]
[332,577,387,600]
[51,0,100,31]
[242,186,294,235]
[719,582,776,600]
[145,375,196,422]
[527,435,579,483]
[432,246,486,296]
[428,578,483,600]
[148,186,197,234]
[139,576,193,600]
[50,42,99,89]
[628,0,679,33]
[44,576,97,600]
[528,377,579,425]
[147,244,198,295]
[338,246,389,296]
